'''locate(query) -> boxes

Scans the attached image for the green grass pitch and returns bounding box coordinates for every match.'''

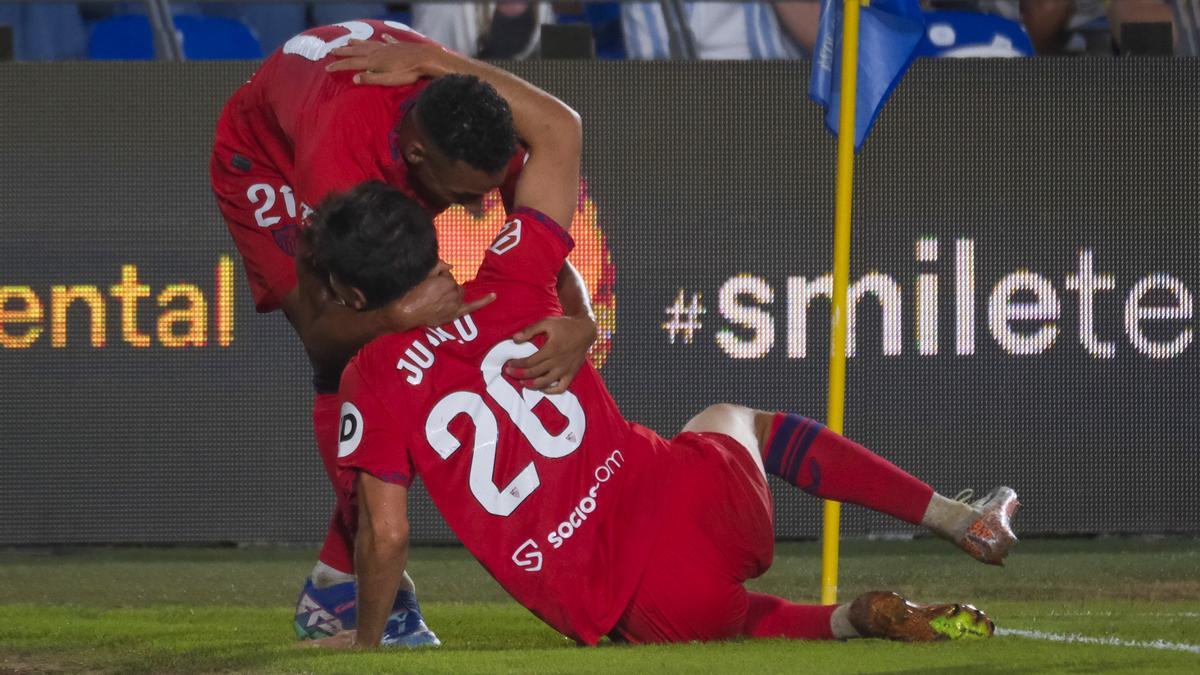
[2,538,1198,673]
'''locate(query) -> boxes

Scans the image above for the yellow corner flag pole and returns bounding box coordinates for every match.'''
[822,0,863,606]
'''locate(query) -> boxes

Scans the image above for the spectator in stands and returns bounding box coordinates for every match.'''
[248,4,388,52]
[412,1,555,58]
[622,1,818,59]
[89,2,557,59]
[981,0,1176,54]
[0,2,87,60]
[980,0,1105,53]
[1107,0,1177,52]
[93,3,390,53]
[772,0,822,54]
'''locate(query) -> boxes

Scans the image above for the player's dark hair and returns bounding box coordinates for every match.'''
[413,74,517,174]
[307,181,438,309]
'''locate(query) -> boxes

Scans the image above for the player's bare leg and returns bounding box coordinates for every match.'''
[681,403,766,476]
[681,404,1019,565]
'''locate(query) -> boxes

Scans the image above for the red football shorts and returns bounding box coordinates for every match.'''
[211,103,301,315]
[611,431,775,643]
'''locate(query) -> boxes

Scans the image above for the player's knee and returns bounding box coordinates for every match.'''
[700,402,746,419]
[683,404,767,469]
[685,403,753,435]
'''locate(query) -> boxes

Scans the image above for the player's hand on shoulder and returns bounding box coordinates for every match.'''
[506,314,597,394]
[326,35,452,87]
[389,269,495,332]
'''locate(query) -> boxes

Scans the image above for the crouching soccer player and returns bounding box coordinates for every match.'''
[303,107,1018,647]
[211,20,600,644]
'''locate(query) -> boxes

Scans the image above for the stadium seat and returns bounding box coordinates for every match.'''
[916,11,1034,58]
[586,3,626,59]
[89,15,262,61]
[88,15,156,60]
[175,16,263,59]
[558,2,625,59]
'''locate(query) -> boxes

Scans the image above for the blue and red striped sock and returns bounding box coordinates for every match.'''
[764,413,934,525]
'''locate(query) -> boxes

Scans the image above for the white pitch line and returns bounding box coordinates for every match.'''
[997,628,1200,655]
[1044,612,1200,618]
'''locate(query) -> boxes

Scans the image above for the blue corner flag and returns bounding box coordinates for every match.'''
[809,0,926,151]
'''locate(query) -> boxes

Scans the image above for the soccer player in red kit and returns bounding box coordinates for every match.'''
[302,93,1018,647]
[210,20,599,645]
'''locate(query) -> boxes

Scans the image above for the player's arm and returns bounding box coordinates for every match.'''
[284,93,495,379]
[477,60,587,390]
[328,38,577,179]
[284,234,494,382]
[352,471,411,648]
[328,38,592,394]
[425,47,590,391]
[327,40,580,225]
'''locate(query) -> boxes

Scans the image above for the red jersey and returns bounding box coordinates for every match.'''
[336,208,670,645]
[212,19,522,312]
[221,20,437,212]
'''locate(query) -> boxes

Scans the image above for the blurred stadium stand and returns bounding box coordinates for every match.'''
[0,2,88,60]
[0,1,1190,60]
[0,0,629,60]
[89,13,262,59]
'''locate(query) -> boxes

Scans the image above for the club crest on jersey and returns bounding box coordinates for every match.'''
[337,402,363,458]
[273,224,299,257]
[489,219,522,255]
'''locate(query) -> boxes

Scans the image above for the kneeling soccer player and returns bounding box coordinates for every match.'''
[305,96,1018,648]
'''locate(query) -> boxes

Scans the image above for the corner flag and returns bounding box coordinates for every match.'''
[809,0,926,150]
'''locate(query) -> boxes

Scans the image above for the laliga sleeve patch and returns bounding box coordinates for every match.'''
[489,218,522,255]
[338,402,364,458]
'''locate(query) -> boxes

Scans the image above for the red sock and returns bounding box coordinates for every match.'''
[314,393,356,575]
[764,413,934,525]
[318,513,356,573]
[743,593,836,640]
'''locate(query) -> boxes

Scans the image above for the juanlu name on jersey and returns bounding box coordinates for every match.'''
[395,315,480,385]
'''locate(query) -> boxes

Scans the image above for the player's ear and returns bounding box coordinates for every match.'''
[347,287,368,311]
[403,141,426,166]
[329,273,369,311]
[433,260,452,277]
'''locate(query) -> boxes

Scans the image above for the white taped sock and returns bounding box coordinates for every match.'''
[399,570,417,594]
[921,492,978,540]
[311,561,355,589]
[830,603,860,639]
